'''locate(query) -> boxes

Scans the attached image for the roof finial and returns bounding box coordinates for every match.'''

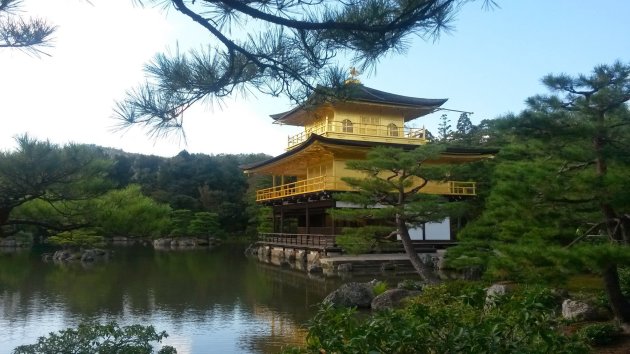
[345,67,361,84]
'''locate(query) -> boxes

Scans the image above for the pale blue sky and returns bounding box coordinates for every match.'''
[1,0,628,156]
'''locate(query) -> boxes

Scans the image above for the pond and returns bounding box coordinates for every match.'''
[0,242,351,353]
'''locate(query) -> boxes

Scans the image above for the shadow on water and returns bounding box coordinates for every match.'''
[0,242,350,353]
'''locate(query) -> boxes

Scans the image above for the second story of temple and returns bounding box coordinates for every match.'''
[272,83,448,150]
[243,83,496,204]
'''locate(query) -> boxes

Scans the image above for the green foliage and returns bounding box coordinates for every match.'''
[0,0,56,54]
[577,323,621,346]
[372,281,389,296]
[114,1,482,135]
[397,279,424,291]
[169,209,194,237]
[288,284,588,354]
[47,230,105,249]
[334,145,462,225]
[92,185,172,238]
[619,266,630,297]
[334,145,465,280]
[255,207,273,234]
[132,151,266,234]
[437,113,452,141]
[0,135,113,234]
[13,321,177,354]
[451,62,630,294]
[187,212,220,237]
[336,226,391,254]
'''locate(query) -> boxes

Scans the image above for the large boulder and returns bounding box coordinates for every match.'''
[485,282,516,308]
[0,237,17,247]
[371,289,421,311]
[561,299,611,321]
[81,249,108,262]
[323,282,375,308]
[52,250,73,261]
[153,238,173,248]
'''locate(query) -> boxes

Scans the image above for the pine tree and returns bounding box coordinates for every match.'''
[332,145,462,283]
[115,0,493,135]
[0,0,56,54]
[452,62,630,326]
[453,112,476,144]
[437,114,452,142]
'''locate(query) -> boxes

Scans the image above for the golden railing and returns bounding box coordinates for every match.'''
[256,176,343,201]
[256,176,476,202]
[422,181,477,196]
[287,120,427,149]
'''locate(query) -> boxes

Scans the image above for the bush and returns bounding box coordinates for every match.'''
[578,323,621,346]
[397,279,423,291]
[372,281,388,296]
[287,284,589,354]
[336,232,375,255]
[619,266,630,297]
[13,322,177,354]
[47,230,105,249]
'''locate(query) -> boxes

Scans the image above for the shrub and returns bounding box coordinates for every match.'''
[336,230,376,255]
[619,266,630,297]
[372,281,388,296]
[47,230,105,249]
[13,322,177,354]
[578,322,621,346]
[397,279,423,291]
[287,284,589,354]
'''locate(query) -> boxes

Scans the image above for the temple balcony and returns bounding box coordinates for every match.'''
[255,175,476,202]
[287,119,427,150]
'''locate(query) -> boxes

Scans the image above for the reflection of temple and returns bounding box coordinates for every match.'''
[243,82,494,252]
[246,304,308,353]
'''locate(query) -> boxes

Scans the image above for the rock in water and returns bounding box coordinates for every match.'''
[323,282,375,308]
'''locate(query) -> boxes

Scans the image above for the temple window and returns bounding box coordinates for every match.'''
[388,123,399,137]
[342,119,353,133]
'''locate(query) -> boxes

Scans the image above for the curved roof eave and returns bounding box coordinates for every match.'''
[241,134,498,172]
[270,84,448,123]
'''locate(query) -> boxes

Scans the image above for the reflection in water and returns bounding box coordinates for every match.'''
[0,243,344,353]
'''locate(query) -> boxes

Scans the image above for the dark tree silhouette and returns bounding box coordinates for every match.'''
[0,0,56,55]
[115,0,494,136]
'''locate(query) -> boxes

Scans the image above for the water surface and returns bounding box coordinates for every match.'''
[0,243,345,353]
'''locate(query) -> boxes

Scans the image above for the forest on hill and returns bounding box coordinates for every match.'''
[0,138,271,245]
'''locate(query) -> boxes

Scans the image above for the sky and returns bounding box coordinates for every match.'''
[1,0,629,157]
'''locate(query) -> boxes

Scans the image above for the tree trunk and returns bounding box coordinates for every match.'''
[397,215,440,284]
[593,117,630,326]
[0,208,9,237]
[602,264,630,327]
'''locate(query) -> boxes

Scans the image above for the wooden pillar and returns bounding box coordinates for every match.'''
[305,202,310,234]
[280,206,284,233]
[331,211,336,235]
[272,207,277,233]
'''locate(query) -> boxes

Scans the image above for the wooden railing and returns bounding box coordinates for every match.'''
[259,232,338,249]
[256,176,476,202]
[287,120,427,149]
[258,233,457,252]
[256,176,347,201]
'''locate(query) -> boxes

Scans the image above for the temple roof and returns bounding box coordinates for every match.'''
[270,84,448,125]
[241,134,498,173]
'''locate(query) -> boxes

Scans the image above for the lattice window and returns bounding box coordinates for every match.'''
[342,119,353,133]
[388,123,399,137]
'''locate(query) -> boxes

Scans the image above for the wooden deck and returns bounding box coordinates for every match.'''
[257,232,456,253]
